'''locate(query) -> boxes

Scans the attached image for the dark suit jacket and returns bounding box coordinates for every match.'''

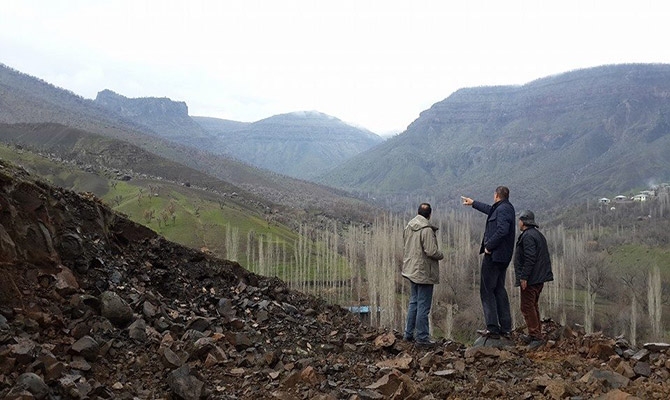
[473,199,516,265]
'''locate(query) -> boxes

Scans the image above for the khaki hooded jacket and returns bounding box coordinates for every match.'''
[401,215,444,284]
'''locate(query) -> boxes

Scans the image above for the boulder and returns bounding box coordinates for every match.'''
[99,291,134,327]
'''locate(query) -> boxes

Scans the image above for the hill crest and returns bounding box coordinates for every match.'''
[320,63,670,212]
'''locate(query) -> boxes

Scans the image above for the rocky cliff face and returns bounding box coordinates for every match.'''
[94,89,211,144]
[95,89,190,120]
[1,161,670,399]
[320,64,670,210]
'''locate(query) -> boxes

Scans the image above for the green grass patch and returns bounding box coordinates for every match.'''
[1,144,351,286]
[608,244,670,276]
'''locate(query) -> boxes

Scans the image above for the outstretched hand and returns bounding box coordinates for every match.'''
[461,196,473,206]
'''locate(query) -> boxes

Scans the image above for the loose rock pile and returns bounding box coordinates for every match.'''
[1,160,669,399]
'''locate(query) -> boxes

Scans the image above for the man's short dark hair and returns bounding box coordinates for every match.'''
[495,186,510,200]
[418,203,432,219]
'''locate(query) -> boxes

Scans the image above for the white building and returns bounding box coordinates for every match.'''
[633,194,649,202]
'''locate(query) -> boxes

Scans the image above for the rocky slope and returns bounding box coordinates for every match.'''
[1,159,670,399]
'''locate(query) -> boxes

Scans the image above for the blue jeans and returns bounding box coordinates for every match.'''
[480,255,512,334]
[404,281,434,341]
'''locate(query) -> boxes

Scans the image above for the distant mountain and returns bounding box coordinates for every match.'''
[319,64,670,211]
[195,111,384,179]
[0,63,376,221]
[192,116,250,134]
[92,87,383,181]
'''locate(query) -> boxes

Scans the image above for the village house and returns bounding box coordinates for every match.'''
[633,193,649,202]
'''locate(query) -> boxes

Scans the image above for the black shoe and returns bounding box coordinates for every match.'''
[518,334,533,345]
[415,339,437,347]
[527,339,545,350]
[402,336,414,342]
[476,329,500,339]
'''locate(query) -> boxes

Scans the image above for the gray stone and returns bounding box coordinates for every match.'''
[190,337,215,360]
[128,318,147,342]
[9,338,37,365]
[217,298,236,320]
[282,302,300,316]
[70,335,99,361]
[0,314,9,330]
[633,361,651,377]
[160,347,183,369]
[631,349,650,362]
[54,265,79,295]
[143,301,158,319]
[17,372,49,399]
[643,342,670,352]
[99,291,134,328]
[579,368,630,389]
[167,365,204,400]
[182,329,205,343]
[622,349,636,359]
[110,271,123,285]
[186,316,211,332]
[69,357,91,371]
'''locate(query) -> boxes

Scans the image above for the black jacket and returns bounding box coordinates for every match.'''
[473,199,516,264]
[514,227,554,286]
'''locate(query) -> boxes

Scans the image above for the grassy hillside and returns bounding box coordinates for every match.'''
[0,144,275,245]
[0,142,358,311]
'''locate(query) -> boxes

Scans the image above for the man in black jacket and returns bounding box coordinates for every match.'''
[514,210,553,349]
[462,186,515,338]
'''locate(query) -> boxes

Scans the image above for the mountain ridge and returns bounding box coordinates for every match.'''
[195,110,384,179]
[319,63,670,212]
[0,62,375,222]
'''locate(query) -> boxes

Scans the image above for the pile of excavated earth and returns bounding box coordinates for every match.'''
[1,158,670,399]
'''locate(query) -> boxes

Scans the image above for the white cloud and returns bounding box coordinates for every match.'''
[1,0,669,133]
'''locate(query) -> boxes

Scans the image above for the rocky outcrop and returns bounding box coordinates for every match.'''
[95,89,189,119]
[94,89,212,146]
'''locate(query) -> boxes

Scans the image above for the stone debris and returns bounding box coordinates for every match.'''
[1,160,670,398]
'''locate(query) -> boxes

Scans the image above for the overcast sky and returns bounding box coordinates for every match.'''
[1,1,668,134]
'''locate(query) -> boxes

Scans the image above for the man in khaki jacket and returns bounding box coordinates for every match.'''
[402,203,444,346]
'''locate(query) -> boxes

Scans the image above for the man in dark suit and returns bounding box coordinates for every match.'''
[461,186,516,338]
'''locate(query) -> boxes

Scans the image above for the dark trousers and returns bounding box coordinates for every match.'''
[520,283,544,339]
[480,255,512,334]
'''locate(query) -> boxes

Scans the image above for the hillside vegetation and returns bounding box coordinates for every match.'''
[0,137,357,301]
[320,64,670,213]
